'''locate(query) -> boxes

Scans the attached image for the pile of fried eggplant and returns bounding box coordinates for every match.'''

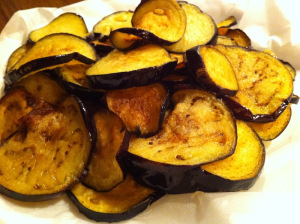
[0,0,298,222]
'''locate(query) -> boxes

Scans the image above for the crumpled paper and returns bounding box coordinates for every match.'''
[0,0,299,223]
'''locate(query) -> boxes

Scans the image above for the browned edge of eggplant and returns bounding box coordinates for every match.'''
[67,186,164,222]
[186,45,238,96]
[290,94,299,104]
[5,53,96,86]
[87,60,177,90]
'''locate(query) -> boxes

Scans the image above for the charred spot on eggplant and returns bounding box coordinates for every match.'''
[164,2,217,53]
[0,96,93,201]
[186,45,238,96]
[68,175,163,222]
[28,13,89,43]
[5,33,97,85]
[131,0,187,46]
[86,44,177,89]
[83,108,129,192]
[106,83,169,137]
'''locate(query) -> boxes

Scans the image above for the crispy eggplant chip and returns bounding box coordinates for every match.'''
[225,29,251,48]
[199,120,265,191]
[247,105,292,141]
[186,45,238,96]
[86,44,177,89]
[106,83,169,137]
[109,29,142,51]
[5,33,97,85]
[0,96,93,201]
[217,15,237,35]
[28,13,88,43]
[93,11,134,42]
[118,89,237,193]
[131,0,187,45]
[83,108,129,192]
[68,175,162,222]
[214,45,293,122]
[165,2,217,53]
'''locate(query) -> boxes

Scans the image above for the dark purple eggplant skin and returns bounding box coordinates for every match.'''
[186,45,237,96]
[290,95,299,104]
[67,188,164,223]
[87,60,177,90]
[90,42,114,58]
[222,95,292,123]
[4,53,96,86]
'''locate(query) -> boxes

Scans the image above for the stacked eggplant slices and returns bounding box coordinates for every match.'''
[0,0,298,222]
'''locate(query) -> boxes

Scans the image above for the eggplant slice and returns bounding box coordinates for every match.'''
[247,105,292,141]
[214,45,293,122]
[106,83,169,137]
[5,33,97,85]
[164,2,217,53]
[186,45,238,96]
[86,44,177,89]
[69,175,162,223]
[199,120,265,192]
[131,0,187,46]
[83,108,129,192]
[0,96,93,201]
[28,13,89,43]
[225,29,251,48]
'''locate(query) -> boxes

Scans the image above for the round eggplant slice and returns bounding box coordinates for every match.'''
[5,33,97,85]
[118,89,237,193]
[93,11,134,42]
[164,2,218,53]
[199,120,265,192]
[68,175,163,222]
[0,96,93,201]
[186,45,238,96]
[83,108,130,192]
[86,44,177,89]
[28,13,89,43]
[213,45,294,122]
[106,83,169,137]
[131,0,187,46]
[247,105,292,141]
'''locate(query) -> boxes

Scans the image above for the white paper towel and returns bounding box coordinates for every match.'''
[0,0,299,223]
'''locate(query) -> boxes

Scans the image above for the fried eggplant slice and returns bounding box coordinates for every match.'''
[86,44,177,89]
[109,30,142,51]
[0,96,93,201]
[5,33,97,85]
[214,45,293,122]
[11,72,68,105]
[225,29,251,48]
[119,89,237,193]
[217,15,237,35]
[90,40,114,58]
[247,105,292,141]
[69,175,162,222]
[281,60,296,81]
[165,2,217,53]
[28,13,88,43]
[186,45,238,96]
[131,0,186,46]
[83,108,129,192]
[93,11,134,42]
[199,120,265,192]
[216,35,237,46]
[106,83,169,137]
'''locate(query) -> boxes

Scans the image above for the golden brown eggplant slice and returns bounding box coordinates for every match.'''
[247,105,292,141]
[109,30,142,51]
[86,44,177,89]
[69,175,162,222]
[216,35,237,46]
[214,45,293,122]
[225,29,251,48]
[186,45,238,96]
[281,60,296,81]
[199,120,265,191]
[28,13,88,42]
[93,11,134,42]
[106,83,169,137]
[0,96,93,201]
[217,15,237,35]
[131,0,186,45]
[83,108,130,192]
[5,33,97,85]
[165,2,217,53]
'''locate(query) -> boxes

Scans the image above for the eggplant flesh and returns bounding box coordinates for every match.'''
[225,29,251,48]
[83,108,129,192]
[106,83,168,137]
[0,96,92,201]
